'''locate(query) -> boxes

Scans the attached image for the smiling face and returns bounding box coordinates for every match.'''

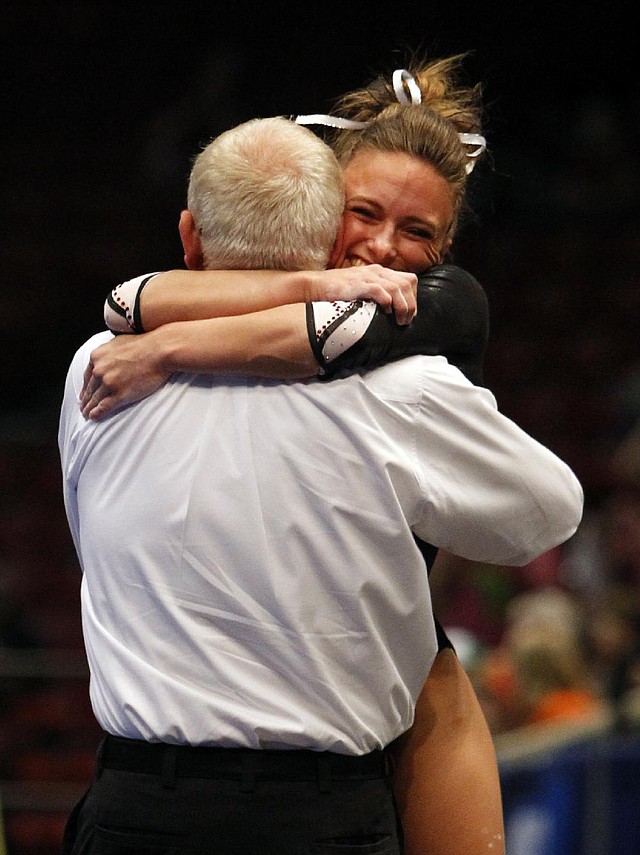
[332,149,455,274]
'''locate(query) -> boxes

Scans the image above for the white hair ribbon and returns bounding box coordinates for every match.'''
[295,70,487,174]
[458,132,487,174]
[392,69,422,105]
[295,114,369,130]
[295,68,422,131]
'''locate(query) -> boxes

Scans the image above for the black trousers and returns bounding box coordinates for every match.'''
[62,736,403,855]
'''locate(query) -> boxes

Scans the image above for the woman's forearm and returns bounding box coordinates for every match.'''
[108,266,417,333]
[153,304,317,378]
[82,304,317,420]
[139,270,319,330]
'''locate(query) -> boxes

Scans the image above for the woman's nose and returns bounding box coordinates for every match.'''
[366,227,397,264]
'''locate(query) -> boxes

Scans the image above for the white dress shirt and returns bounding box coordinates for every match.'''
[59,332,583,753]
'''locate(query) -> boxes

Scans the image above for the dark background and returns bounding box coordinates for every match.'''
[1,7,639,848]
[2,0,639,499]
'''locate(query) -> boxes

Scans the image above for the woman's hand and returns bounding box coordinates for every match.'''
[80,334,170,421]
[307,265,417,325]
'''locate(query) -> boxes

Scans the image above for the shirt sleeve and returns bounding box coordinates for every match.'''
[408,360,583,566]
[58,333,113,565]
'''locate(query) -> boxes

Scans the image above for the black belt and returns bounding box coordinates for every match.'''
[100,735,387,787]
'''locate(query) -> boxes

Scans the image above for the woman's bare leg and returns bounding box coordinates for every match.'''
[389,649,505,854]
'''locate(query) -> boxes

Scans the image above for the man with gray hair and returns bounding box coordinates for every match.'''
[59,116,582,854]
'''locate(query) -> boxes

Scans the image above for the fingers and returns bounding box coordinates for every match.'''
[84,398,115,421]
[82,359,94,394]
[392,280,417,325]
[372,268,416,325]
[81,386,111,420]
[390,292,411,325]
[81,383,118,420]
[80,371,99,408]
[80,363,115,421]
[323,265,417,322]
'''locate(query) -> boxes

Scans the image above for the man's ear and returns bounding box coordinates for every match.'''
[179,210,204,270]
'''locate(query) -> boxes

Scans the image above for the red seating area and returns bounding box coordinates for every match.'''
[0,443,101,854]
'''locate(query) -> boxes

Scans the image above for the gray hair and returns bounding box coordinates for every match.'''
[187,117,344,271]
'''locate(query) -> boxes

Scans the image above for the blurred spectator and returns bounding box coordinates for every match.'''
[585,424,640,727]
[511,638,603,726]
[585,588,640,726]
[472,588,608,735]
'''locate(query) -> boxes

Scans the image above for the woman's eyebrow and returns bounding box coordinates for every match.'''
[345,194,379,206]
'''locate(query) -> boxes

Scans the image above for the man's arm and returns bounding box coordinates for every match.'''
[407,359,583,566]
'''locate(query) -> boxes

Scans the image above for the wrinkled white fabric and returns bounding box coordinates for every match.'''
[59,337,582,751]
